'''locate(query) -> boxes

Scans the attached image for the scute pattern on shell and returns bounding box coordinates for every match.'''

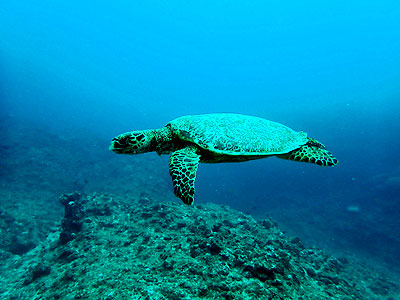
[168,113,308,155]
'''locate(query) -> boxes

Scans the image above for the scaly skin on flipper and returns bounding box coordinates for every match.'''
[276,138,338,166]
[169,146,200,205]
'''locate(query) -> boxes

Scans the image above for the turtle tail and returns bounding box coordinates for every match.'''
[276,137,338,167]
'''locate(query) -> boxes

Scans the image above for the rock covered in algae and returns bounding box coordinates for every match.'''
[0,192,399,300]
[59,192,85,244]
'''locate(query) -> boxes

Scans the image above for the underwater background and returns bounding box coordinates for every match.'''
[1,1,400,299]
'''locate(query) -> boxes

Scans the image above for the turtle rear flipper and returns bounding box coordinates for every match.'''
[277,138,338,167]
[169,146,200,205]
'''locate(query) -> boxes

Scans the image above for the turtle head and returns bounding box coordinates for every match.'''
[110,130,156,154]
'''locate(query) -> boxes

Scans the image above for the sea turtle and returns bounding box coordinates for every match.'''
[110,113,338,205]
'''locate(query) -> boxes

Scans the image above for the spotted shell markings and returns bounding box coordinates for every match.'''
[168,113,308,156]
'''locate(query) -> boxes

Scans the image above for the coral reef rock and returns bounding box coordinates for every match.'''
[0,193,399,299]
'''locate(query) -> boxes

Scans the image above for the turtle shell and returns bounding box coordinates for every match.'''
[167,113,308,156]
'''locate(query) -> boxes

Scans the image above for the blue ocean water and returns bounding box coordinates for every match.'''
[1,0,400,271]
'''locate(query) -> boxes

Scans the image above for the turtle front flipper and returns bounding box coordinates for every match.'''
[169,146,200,205]
[277,138,339,167]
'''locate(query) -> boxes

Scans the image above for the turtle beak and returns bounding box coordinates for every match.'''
[109,140,117,152]
[109,141,115,151]
[109,137,123,153]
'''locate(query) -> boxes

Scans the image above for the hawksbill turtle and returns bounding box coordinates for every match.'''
[110,113,338,205]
